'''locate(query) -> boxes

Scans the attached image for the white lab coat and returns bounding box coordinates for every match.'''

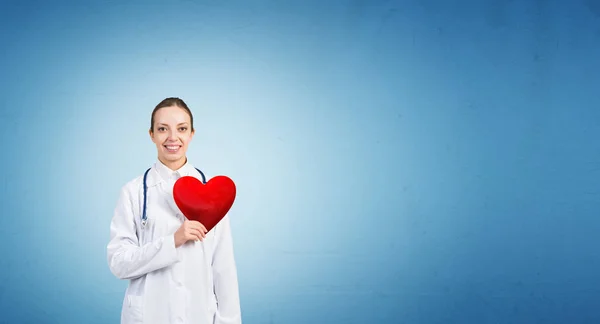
[107,160,241,324]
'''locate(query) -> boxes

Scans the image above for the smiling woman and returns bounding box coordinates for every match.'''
[150,98,195,169]
[106,97,242,324]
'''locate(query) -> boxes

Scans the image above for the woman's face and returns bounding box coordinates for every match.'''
[149,106,194,168]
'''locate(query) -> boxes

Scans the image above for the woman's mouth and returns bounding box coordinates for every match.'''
[164,145,181,153]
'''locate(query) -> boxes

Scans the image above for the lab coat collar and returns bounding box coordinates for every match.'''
[148,158,196,187]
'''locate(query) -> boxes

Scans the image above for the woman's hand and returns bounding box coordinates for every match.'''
[174,220,208,248]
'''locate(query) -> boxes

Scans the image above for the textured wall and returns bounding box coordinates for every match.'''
[1,0,599,323]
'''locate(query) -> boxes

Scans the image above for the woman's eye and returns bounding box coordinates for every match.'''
[179,127,187,132]
[158,127,166,131]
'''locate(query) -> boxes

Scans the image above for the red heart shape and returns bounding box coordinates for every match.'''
[173,175,236,233]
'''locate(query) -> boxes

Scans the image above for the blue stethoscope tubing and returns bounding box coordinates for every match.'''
[141,167,206,227]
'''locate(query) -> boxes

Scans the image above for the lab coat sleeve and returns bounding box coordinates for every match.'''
[107,185,181,280]
[212,215,242,324]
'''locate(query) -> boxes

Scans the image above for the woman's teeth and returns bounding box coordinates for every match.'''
[165,145,180,152]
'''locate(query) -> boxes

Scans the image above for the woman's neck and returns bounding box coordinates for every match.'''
[159,156,187,171]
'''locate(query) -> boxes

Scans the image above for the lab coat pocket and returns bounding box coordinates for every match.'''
[123,295,144,323]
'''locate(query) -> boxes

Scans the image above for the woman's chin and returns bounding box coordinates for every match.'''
[160,152,185,161]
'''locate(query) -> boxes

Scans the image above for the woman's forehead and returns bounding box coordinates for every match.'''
[154,107,190,123]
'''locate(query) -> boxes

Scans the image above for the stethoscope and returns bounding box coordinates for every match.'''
[141,167,206,227]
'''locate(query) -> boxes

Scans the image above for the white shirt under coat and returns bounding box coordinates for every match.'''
[107,160,242,324]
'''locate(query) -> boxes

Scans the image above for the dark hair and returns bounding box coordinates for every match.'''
[150,97,195,133]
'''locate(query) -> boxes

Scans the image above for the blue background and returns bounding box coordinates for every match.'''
[1,0,600,323]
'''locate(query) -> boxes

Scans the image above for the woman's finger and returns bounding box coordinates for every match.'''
[198,223,207,233]
[190,228,205,240]
[190,221,207,234]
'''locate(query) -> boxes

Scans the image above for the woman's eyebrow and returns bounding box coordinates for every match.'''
[157,122,189,126]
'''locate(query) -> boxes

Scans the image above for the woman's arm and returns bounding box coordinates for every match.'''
[107,185,182,280]
[212,215,242,324]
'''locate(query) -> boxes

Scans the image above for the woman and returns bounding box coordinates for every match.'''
[107,97,242,324]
